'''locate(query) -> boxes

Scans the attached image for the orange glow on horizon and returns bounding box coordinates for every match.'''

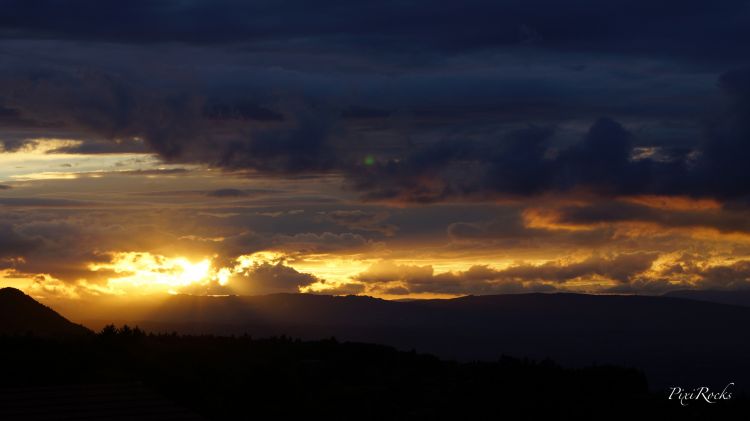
[89,252,213,294]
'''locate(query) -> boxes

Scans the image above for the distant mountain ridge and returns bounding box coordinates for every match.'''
[664,289,750,307]
[0,288,90,336]
[152,292,750,333]
[139,292,750,390]
[7,288,750,390]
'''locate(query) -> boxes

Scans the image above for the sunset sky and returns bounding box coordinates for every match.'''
[2,1,750,311]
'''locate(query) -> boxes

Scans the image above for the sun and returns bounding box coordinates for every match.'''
[172,258,212,286]
[85,250,358,296]
[89,252,215,294]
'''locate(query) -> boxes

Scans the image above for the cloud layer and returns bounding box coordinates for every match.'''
[3,2,750,299]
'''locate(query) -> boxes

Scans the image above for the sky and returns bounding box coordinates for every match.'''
[2,0,750,311]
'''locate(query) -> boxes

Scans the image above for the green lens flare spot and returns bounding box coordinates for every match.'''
[364,155,375,166]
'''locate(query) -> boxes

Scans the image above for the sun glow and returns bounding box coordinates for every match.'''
[234,251,287,273]
[86,251,303,295]
[89,252,214,294]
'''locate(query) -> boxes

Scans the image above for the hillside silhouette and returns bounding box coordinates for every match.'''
[3,326,744,420]
[1,290,748,419]
[139,292,750,390]
[664,289,750,308]
[0,288,90,336]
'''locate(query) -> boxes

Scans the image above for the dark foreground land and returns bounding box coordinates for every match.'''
[90,292,750,391]
[0,328,746,420]
[2,287,748,419]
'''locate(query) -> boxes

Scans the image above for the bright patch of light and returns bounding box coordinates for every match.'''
[89,252,213,293]
[0,138,160,182]
[234,251,287,272]
[86,251,295,295]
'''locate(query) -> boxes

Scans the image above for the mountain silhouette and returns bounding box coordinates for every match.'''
[3,290,748,419]
[664,289,750,308]
[0,288,90,336]
[6,288,750,392]
[143,292,750,390]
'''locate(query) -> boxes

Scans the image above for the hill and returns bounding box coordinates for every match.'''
[141,292,750,390]
[664,289,750,307]
[2,290,748,418]
[0,328,711,420]
[0,288,91,336]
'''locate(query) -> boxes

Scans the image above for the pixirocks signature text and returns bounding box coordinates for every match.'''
[667,383,734,406]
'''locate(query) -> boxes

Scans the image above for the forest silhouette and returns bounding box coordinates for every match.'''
[0,326,747,420]
[1,288,748,419]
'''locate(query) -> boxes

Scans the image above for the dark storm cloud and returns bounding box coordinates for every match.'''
[1,137,35,152]
[1,0,749,62]
[0,64,205,160]
[697,67,750,198]
[0,223,39,259]
[348,119,644,201]
[553,201,750,234]
[49,139,149,154]
[204,103,283,122]
[213,106,343,174]
[347,75,750,202]
[1,1,750,204]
